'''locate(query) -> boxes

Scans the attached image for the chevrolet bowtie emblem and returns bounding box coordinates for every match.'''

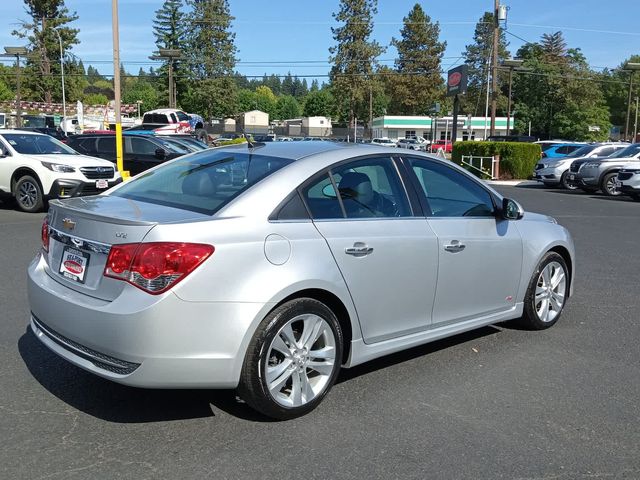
[62,218,76,231]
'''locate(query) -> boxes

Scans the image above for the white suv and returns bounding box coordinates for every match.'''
[0,130,122,212]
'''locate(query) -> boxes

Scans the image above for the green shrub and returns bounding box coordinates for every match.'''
[451,141,542,179]
[216,137,248,146]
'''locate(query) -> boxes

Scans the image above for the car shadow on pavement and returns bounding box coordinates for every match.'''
[18,328,273,423]
[19,325,502,423]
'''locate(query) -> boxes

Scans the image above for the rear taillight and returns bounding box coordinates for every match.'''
[41,217,49,252]
[104,242,214,294]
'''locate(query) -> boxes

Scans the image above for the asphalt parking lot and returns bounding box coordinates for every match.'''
[1,185,639,480]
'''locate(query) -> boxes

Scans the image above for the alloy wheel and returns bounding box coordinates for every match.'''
[534,261,567,323]
[265,313,337,408]
[604,176,621,196]
[18,181,38,209]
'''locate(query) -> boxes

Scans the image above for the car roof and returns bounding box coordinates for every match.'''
[216,140,393,161]
[144,109,185,115]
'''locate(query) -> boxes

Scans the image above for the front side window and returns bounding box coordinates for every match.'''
[409,158,495,217]
[176,111,190,122]
[1,133,77,155]
[129,137,159,155]
[111,150,293,215]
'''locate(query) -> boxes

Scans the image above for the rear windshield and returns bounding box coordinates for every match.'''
[566,145,597,158]
[143,113,169,124]
[111,149,294,215]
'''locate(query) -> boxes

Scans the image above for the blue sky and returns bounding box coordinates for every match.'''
[2,0,639,79]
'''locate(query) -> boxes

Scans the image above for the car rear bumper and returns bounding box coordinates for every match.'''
[27,252,271,388]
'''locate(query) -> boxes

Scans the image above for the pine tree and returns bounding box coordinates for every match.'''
[461,12,510,116]
[541,31,568,63]
[386,3,446,115]
[12,0,80,104]
[329,0,384,125]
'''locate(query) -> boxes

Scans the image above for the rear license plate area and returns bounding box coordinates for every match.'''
[59,247,90,283]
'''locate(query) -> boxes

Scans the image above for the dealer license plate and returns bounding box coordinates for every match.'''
[96,179,109,189]
[59,247,90,283]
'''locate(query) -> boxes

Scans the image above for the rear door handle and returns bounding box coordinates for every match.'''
[345,242,374,256]
[444,240,466,253]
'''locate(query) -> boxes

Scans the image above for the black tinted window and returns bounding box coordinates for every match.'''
[409,158,495,217]
[275,192,309,220]
[97,137,116,154]
[130,137,159,155]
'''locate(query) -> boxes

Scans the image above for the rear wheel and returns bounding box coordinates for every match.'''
[560,171,578,190]
[15,175,44,213]
[239,298,343,420]
[518,252,569,330]
[195,128,208,145]
[601,172,621,196]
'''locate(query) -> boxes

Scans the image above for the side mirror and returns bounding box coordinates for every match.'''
[155,148,167,159]
[322,183,337,198]
[502,197,524,220]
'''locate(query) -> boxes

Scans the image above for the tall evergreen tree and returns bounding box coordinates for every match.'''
[541,31,568,62]
[152,0,187,106]
[386,3,446,115]
[12,0,80,104]
[183,0,238,117]
[329,0,384,126]
[461,11,510,116]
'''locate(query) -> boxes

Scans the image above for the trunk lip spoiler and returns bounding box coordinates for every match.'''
[49,199,158,227]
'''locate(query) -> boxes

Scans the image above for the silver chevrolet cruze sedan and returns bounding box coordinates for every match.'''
[28,142,575,419]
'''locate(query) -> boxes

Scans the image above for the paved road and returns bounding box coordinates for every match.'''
[1,186,639,480]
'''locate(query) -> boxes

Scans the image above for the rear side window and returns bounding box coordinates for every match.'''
[111,150,293,215]
[71,137,97,154]
[301,174,344,219]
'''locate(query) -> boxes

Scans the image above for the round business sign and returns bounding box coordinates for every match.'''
[448,72,462,87]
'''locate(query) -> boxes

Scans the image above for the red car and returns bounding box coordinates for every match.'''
[430,140,453,153]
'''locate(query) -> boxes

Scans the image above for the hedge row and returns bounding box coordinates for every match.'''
[216,137,248,146]
[451,141,542,179]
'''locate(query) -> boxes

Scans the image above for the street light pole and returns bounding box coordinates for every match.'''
[150,49,183,109]
[53,29,66,133]
[489,0,499,137]
[3,47,28,127]
[623,63,640,142]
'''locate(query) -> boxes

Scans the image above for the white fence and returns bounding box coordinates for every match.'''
[461,155,498,180]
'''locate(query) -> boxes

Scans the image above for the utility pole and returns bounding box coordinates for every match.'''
[624,63,640,141]
[489,0,499,137]
[150,49,183,109]
[2,47,28,127]
[634,96,639,142]
[111,0,124,176]
[54,30,66,133]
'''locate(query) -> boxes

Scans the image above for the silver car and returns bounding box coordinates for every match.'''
[616,161,640,201]
[533,143,627,189]
[28,142,575,419]
[575,143,640,196]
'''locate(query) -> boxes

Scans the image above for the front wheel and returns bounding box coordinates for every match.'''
[560,171,579,190]
[518,252,569,330]
[239,298,343,420]
[601,172,621,196]
[15,175,44,213]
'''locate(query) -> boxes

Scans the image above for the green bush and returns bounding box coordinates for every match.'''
[216,137,248,146]
[451,141,542,179]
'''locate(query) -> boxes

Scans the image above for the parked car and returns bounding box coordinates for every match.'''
[429,140,453,153]
[534,140,577,152]
[28,142,574,419]
[616,162,640,201]
[16,126,67,142]
[0,130,121,212]
[397,138,425,151]
[66,133,185,176]
[573,143,640,196]
[533,143,628,190]
[541,143,585,159]
[140,108,192,135]
[371,138,397,147]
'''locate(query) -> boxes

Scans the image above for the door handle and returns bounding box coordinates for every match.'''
[345,243,374,256]
[444,240,466,253]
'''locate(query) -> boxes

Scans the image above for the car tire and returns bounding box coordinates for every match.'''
[518,252,569,330]
[600,172,621,196]
[14,175,44,213]
[560,171,578,190]
[238,298,343,420]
